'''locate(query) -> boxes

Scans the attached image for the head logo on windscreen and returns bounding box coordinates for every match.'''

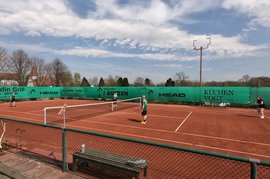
[97,87,103,97]
[30,89,36,94]
[148,89,154,96]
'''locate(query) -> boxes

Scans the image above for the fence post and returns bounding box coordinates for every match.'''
[62,128,68,172]
[249,158,260,179]
[251,163,257,179]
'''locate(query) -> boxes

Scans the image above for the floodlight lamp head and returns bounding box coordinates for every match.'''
[193,40,197,48]
[206,37,211,48]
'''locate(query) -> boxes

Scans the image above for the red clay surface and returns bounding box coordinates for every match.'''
[1,99,270,162]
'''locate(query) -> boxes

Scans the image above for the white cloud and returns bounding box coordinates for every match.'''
[208,34,264,56]
[90,0,221,25]
[0,0,267,61]
[0,41,52,54]
[152,64,183,68]
[90,0,171,25]
[222,0,270,29]
[55,47,196,61]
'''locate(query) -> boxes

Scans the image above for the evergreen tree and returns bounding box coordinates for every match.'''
[99,77,105,86]
[165,78,175,86]
[80,77,90,86]
[145,78,151,86]
[122,77,129,86]
[117,77,123,86]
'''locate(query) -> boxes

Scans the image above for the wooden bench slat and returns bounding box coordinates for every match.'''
[72,147,148,179]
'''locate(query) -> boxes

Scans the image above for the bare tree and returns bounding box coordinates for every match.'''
[89,76,99,86]
[134,77,144,86]
[73,72,81,86]
[174,72,189,86]
[105,75,117,86]
[30,57,49,86]
[47,58,72,86]
[10,49,32,86]
[114,75,121,81]
[239,74,250,84]
[0,47,10,73]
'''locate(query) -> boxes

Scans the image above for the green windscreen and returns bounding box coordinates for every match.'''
[0,86,60,100]
[201,87,250,104]
[0,86,269,106]
[250,87,270,105]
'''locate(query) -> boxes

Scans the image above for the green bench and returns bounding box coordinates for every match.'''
[72,147,148,179]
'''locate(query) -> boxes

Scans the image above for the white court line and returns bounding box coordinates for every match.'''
[79,119,177,134]
[0,100,52,106]
[2,108,270,148]
[0,114,41,122]
[67,123,270,159]
[77,118,270,147]
[175,112,192,132]
[121,111,185,119]
[180,132,270,147]
[1,110,270,159]
[0,109,43,116]
[68,123,194,146]
[265,115,270,119]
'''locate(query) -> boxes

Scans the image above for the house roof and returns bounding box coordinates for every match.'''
[0,73,17,80]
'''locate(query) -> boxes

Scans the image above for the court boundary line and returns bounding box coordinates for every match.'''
[68,123,270,159]
[0,114,40,122]
[76,118,270,147]
[179,131,270,147]
[121,111,186,120]
[1,109,269,148]
[175,112,192,132]
[68,124,193,146]
[0,99,65,106]
[1,110,270,159]
[0,109,44,117]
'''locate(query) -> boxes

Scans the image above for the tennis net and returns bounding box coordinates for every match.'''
[43,97,141,125]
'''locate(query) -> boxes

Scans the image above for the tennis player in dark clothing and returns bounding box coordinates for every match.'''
[257,96,265,119]
[9,92,16,107]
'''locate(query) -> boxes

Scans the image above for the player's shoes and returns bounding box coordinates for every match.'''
[141,120,147,124]
[261,116,264,119]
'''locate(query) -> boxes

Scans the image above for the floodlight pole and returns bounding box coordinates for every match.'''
[193,38,211,86]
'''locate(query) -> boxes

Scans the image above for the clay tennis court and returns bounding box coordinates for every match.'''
[1,98,269,162]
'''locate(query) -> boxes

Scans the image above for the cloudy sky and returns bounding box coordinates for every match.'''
[0,0,270,84]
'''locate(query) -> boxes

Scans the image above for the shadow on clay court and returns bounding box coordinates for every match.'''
[237,114,258,118]
[128,118,142,123]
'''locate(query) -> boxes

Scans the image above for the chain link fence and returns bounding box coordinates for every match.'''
[0,117,270,178]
